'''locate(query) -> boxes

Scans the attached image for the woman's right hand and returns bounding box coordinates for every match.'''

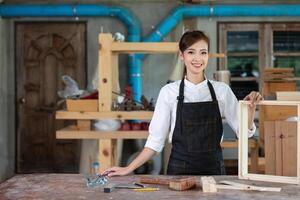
[101,166,132,177]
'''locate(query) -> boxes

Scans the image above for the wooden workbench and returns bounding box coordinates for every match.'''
[1,174,299,199]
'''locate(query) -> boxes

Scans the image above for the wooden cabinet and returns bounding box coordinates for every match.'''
[264,121,297,176]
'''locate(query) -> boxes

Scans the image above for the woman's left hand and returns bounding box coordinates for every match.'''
[243,91,263,130]
[243,91,263,108]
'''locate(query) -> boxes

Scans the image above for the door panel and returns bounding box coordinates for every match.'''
[16,22,86,173]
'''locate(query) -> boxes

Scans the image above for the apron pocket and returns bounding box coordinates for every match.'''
[185,118,218,153]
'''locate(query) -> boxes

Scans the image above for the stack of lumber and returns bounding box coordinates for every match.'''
[263,68,294,82]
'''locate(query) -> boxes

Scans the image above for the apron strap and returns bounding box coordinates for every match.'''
[176,78,185,134]
[207,80,217,101]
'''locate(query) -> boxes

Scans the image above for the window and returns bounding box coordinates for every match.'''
[219,23,300,94]
[219,24,260,99]
[273,31,300,84]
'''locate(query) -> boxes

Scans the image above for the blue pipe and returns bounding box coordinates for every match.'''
[3,4,300,102]
[144,4,300,43]
[0,4,142,100]
[0,4,141,41]
[127,4,300,101]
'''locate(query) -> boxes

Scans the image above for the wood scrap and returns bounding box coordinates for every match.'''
[201,176,217,193]
[140,176,196,191]
[200,176,281,193]
[263,68,295,82]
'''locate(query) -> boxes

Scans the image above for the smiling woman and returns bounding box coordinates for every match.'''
[102,30,263,177]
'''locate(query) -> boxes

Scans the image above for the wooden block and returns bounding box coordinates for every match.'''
[140,176,170,185]
[169,177,196,191]
[140,176,196,191]
[264,68,294,73]
[277,92,300,101]
[201,176,217,193]
[77,120,91,131]
[66,99,98,112]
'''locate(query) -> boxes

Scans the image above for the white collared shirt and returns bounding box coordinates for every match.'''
[144,78,256,153]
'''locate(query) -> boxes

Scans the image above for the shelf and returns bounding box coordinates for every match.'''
[231,77,258,82]
[56,111,153,120]
[111,42,178,53]
[56,125,149,139]
[110,42,226,58]
[221,139,257,149]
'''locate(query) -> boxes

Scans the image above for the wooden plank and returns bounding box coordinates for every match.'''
[263,106,296,121]
[264,121,276,175]
[56,126,149,139]
[281,121,297,176]
[249,138,259,173]
[140,176,196,191]
[217,180,281,192]
[240,100,300,106]
[245,173,298,184]
[110,42,225,58]
[56,111,153,120]
[112,53,120,101]
[277,92,300,101]
[275,121,283,176]
[99,139,114,171]
[99,34,113,112]
[111,42,179,53]
[221,139,257,149]
[297,105,300,184]
[238,102,248,178]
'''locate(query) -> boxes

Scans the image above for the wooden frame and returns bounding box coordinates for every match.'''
[239,100,300,184]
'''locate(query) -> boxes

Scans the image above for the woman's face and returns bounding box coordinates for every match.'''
[180,39,208,76]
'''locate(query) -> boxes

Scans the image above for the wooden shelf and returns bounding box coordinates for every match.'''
[221,139,257,149]
[110,42,226,58]
[56,110,153,120]
[57,125,149,139]
[111,42,178,53]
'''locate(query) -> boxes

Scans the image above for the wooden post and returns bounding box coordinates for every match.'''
[99,34,113,111]
[249,139,259,173]
[297,105,300,184]
[98,34,116,171]
[238,102,248,177]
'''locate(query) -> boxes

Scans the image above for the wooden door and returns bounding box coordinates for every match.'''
[16,22,86,173]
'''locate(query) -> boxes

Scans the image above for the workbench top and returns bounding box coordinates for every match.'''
[0,174,299,200]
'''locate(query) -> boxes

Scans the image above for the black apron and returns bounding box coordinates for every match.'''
[167,79,225,175]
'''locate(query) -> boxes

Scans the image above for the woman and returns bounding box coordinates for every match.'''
[102,30,262,176]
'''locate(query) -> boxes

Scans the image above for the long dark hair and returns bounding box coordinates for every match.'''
[179,30,210,78]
